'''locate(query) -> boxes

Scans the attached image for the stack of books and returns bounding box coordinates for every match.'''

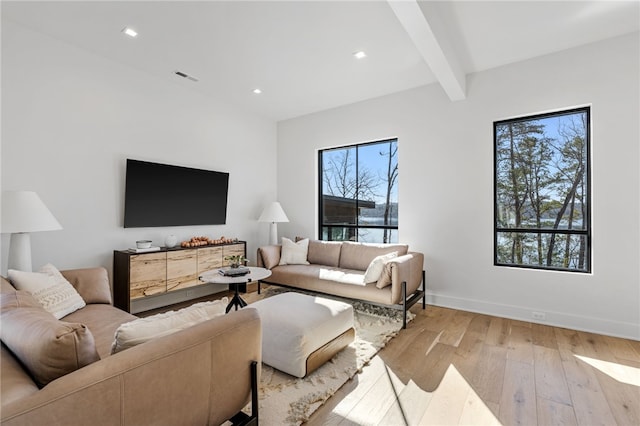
[128,246,161,253]
[219,266,250,277]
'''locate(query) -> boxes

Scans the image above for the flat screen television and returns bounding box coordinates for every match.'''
[123,159,229,228]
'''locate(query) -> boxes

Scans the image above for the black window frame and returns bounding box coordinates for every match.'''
[318,138,398,243]
[493,106,592,273]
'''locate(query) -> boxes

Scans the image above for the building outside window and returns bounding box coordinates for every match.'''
[494,107,591,272]
[319,139,398,243]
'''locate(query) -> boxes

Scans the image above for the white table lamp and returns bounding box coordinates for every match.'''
[258,202,289,245]
[1,191,62,272]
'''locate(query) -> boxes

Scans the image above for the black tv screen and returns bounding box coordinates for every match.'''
[124,159,229,228]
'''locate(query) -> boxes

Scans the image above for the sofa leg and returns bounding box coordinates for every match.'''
[422,270,426,310]
[229,361,259,425]
[257,281,261,295]
[251,360,259,424]
[402,281,407,329]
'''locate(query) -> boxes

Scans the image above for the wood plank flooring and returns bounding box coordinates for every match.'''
[140,291,639,425]
[306,305,640,426]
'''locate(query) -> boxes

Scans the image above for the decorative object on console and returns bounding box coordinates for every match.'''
[258,201,289,245]
[180,235,236,247]
[164,234,178,248]
[136,240,152,249]
[1,191,63,272]
[128,246,161,253]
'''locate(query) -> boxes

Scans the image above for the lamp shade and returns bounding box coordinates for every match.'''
[258,202,289,223]
[1,191,62,233]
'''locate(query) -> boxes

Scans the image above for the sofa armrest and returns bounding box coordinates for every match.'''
[0,308,262,426]
[257,245,282,269]
[388,252,425,305]
[61,267,112,305]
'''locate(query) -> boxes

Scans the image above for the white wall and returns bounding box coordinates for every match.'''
[277,33,640,340]
[1,22,278,284]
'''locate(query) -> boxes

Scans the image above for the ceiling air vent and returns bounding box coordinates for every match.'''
[174,70,199,82]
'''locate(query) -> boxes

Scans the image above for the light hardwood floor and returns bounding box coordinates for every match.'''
[306,304,640,426]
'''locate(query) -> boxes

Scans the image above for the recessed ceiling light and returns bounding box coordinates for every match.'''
[122,27,138,38]
[353,51,367,59]
[253,88,262,94]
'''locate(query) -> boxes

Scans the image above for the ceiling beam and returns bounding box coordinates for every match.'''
[388,0,466,101]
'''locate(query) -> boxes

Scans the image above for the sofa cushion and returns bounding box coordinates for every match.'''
[1,276,16,293]
[8,265,86,319]
[259,245,281,270]
[339,242,408,271]
[317,268,366,286]
[307,240,342,267]
[0,290,100,388]
[363,251,398,283]
[111,298,228,354]
[61,267,113,304]
[63,304,137,358]
[268,265,393,305]
[376,260,395,289]
[279,237,310,265]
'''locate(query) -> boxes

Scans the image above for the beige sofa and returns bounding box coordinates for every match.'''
[0,267,261,426]
[257,240,425,328]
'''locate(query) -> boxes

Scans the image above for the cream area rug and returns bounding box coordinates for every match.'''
[242,288,415,425]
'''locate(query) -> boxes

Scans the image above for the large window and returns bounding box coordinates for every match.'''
[319,139,398,243]
[494,107,591,272]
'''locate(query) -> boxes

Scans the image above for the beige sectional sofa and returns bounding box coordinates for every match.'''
[257,240,425,328]
[0,267,261,426]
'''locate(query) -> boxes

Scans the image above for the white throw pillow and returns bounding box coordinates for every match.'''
[363,252,398,283]
[8,264,86,319]
[111,298,229,354]
[279,237,310,265]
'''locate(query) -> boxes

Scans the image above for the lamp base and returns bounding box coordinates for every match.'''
[269,222,279,246]
[8,232,33,272]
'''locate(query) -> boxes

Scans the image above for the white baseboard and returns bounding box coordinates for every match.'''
[426,292,640,341]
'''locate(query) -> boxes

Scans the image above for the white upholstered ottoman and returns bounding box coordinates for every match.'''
[251,292,355,378]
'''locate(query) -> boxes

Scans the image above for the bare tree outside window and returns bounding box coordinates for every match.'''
[319,139,398,243]
[494,107,591,272]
